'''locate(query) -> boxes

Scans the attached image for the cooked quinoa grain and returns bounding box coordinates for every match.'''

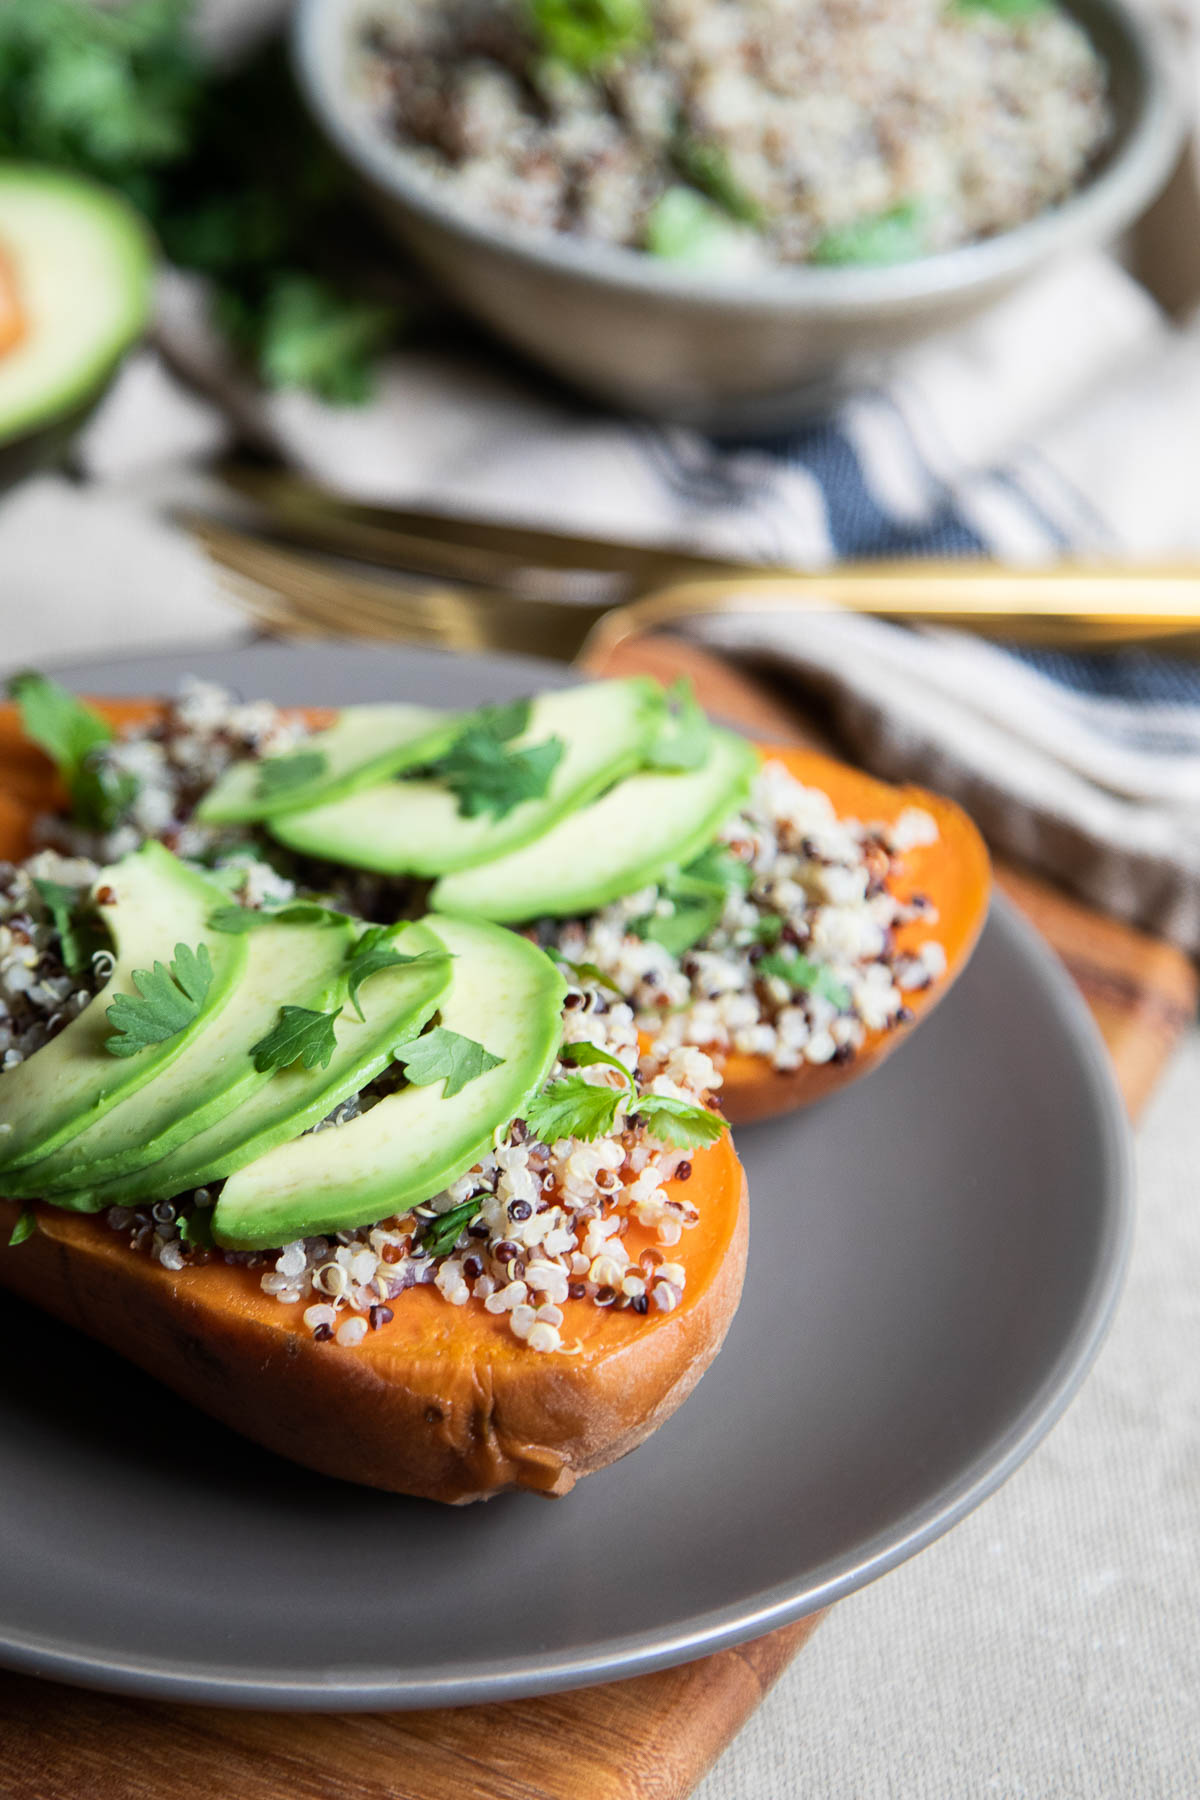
[357,0,1111,266]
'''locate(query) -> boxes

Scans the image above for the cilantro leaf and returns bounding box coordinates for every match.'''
[105,942,214,1058]
[529,0,649,73]
[34,877,103,976]
[525,1074,624,1145]
[7,670,138,831]
[392,1026,503,1098]
[672,133,764,227]
[682,843,754,894]
[7,1207,35,1248]
[751,914,784,946]
[757,952,851,1010]
[630,891,724,957]
[644,678,712,772]
[251,1004,343,1073]
[552,955,623,997]
[423,705,564,822]
[207,901,350,934]
[417,1197,483,1259]
[636,1093,726,1149]
[178,1209,214,1250]
[473,698,531,742]
[253,748,329,800]
[345,928,449,1021]
[561,1040,634,1080]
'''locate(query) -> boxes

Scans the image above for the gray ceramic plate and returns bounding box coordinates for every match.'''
[0,643,1133,1710]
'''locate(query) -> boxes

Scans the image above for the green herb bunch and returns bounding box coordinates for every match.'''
[0,0,407,401]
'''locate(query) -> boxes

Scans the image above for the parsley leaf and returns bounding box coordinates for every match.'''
[529,0,649,73]
[34,877,102,976]
[635,1094,726,1149]
[251,1004,342,1073]
[207,901,350,934]
[527,1038,725,1149]
[672,133,764,226]
[253,748,329,800]
[631,892,724,958]
[417,1197,483,1259]
[422,702,564,821]
[178,1209,214,1250]
[345,928,449,1021]
[105,942,214,1058]
[525,1073,624,1145]
[644,678,712,772]
[956,0,1046,14]
[683,843,754,894]
[552,955,624,997]
[757,952,851,1010]
[7,1207,35,1248]
[751,914,784,946]
[645,186,748,266]
[8,670,138,831]
[392,1026,503,1097]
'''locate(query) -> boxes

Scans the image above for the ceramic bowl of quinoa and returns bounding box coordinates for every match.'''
[293,0,1182,428]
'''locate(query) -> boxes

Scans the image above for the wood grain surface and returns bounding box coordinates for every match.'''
[0,631,1193,1800]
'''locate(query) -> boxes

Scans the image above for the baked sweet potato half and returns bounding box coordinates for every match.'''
[719,745,991,1124]
[0,1132,746,1504]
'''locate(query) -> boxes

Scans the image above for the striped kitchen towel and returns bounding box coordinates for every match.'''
[79,247,1200,952]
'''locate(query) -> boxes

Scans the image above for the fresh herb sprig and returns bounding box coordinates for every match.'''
[251,1004,342,1073]
[105,942,213,1058]
[671,134,763,228]
[391,1026,503,1098]
[757,951,851,1010]
[416,1197,484,1259]
[8,671,138,833]
[526,1040,725,1148]
[7,1207,35,1248]
[630,841,754,957]
[421,699,564,822]
[34,877,104,977]
[254,749,329,800]
[345,929,449,1020]
[644,678,712,772]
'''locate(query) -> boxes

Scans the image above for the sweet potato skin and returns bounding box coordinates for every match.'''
[717,746,991,1125]
[0,1135,746,1503]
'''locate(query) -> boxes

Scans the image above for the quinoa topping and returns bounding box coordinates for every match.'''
[356,0,1111,267]
[550,759,945,1072]
[0,851,109,1068]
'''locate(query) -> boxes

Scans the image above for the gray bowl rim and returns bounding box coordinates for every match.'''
[294,0,1186,317]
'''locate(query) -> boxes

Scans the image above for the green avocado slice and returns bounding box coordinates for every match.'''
[0,166,153,455]
[0,844,245,1179]
[55,921,452,1213]
[267,678,663,876]
[196,704,462,824]
[6,911,358,1198]
[212,916,566,1252]
[430,729,758,921]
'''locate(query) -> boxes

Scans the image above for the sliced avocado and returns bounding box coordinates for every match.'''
[213,916,566,1252]
[0,167,153,478]
[431,729,758,921]
[0,844,244,1177]
[5,911,357,1198]
[57,921,451,1212]
[268,678,663,876]
[196,704,462,825]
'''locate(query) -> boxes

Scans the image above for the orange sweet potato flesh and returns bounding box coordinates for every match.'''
[716,746,991,1124]
[0,699,747,1502]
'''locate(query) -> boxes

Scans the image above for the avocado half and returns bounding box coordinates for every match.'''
[0,165,155,489]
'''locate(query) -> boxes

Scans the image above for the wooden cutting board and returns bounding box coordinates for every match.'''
[1,634,1194,1800]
